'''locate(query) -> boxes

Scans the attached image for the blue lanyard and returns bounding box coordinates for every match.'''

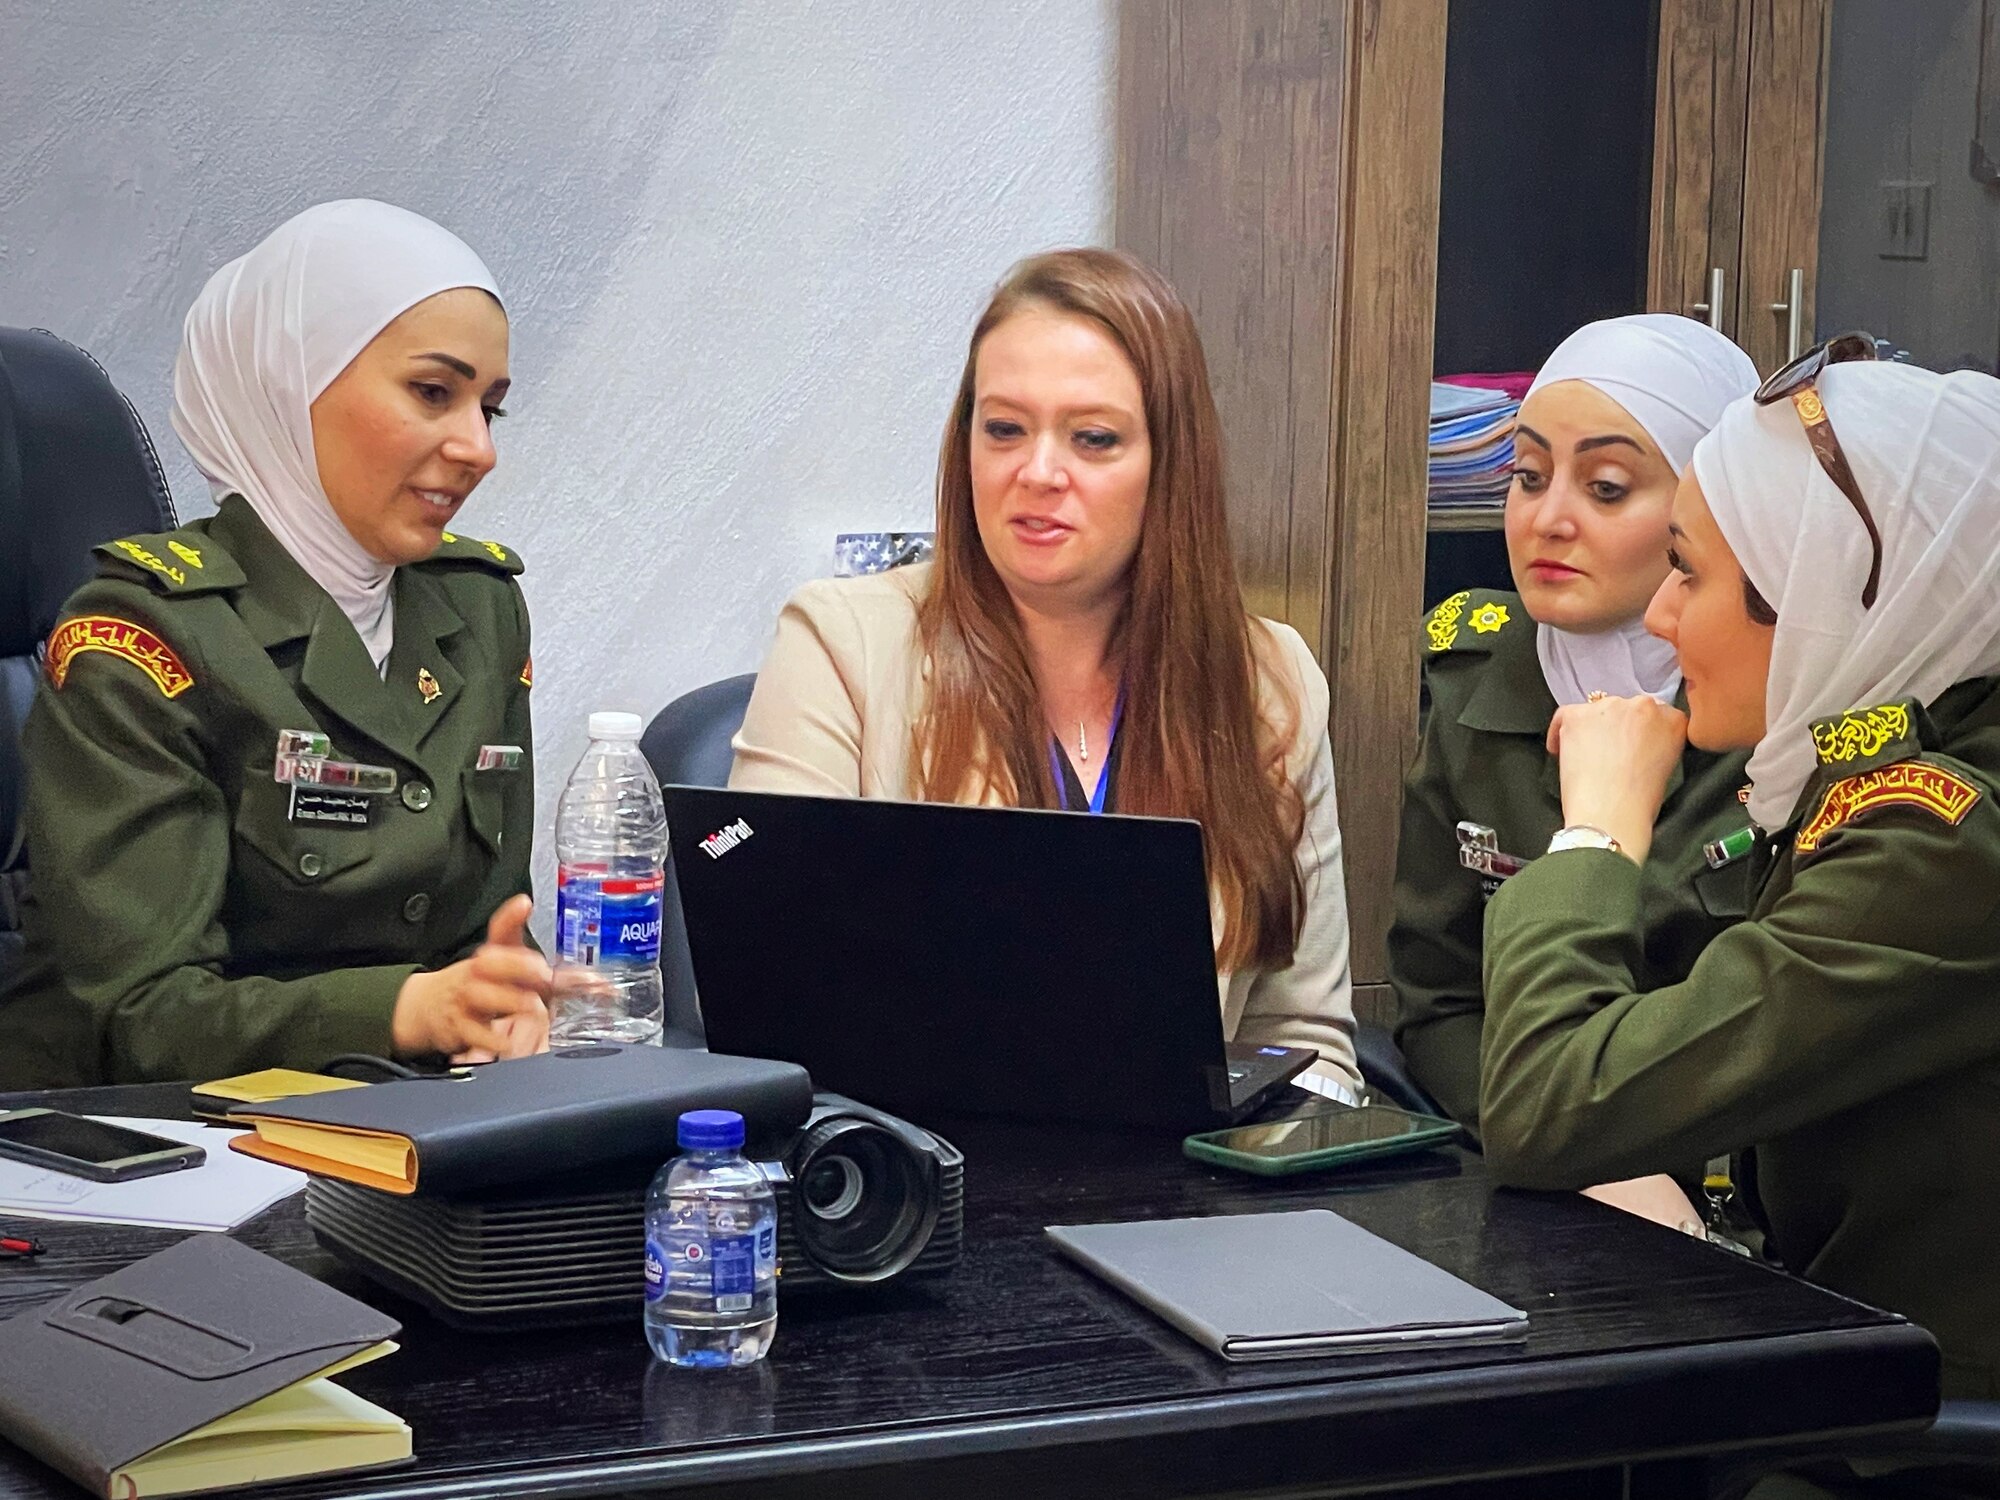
[1050,691,1124,815]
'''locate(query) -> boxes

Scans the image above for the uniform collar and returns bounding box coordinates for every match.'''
[1455,610,1691,802]
[211,493,468,762]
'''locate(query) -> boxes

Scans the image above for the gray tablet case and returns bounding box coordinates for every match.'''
[0,1233,404,1497]
[1046,1209,1528,1361]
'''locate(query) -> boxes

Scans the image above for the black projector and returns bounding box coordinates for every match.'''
[306,1094,962,1329]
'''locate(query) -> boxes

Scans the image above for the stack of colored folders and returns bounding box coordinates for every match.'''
[1427,380,1519,513]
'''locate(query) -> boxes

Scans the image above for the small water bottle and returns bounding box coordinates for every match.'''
[551,711,667,1045]
[645,1109,779,1367]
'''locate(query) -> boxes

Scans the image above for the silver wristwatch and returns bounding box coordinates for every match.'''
[1546,824,1622,855]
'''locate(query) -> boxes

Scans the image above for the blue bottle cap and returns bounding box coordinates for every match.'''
[678,1108,745,1150]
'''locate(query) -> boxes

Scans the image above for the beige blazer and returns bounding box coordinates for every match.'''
[729,564,1359,1090]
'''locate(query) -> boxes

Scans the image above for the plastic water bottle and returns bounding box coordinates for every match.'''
[551,711,667,1045]
[645,1109,779,1367]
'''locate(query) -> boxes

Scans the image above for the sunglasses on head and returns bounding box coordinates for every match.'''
[1753,330,1883,608]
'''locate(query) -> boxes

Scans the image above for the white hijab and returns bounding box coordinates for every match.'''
[1692,361,2000,830]
[1523,314,1759,706]
[171,199,502,671]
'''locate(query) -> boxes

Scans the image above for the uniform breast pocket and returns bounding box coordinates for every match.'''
[1691,857,1751,921]
[233,770,378,891]
[461,766,510,860]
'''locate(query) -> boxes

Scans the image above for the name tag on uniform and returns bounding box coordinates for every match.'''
[273,728,397,796]
[288,786,374,829]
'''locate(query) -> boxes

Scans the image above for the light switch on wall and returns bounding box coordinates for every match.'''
[1879,179,1932,260]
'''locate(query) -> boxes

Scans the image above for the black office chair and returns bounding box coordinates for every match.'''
[1354,1020,1444,1117]
[0,327,178,986]
[640,673,758,1047]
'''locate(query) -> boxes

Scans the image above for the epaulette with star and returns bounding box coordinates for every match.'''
[1421,588,1516,654]
[1795,698,1982,854]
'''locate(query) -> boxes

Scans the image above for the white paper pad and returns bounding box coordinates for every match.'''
[0,1115,304,1232]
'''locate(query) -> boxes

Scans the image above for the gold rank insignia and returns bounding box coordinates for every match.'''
[1470,602,1510,634]
[45,616,194,698]
[1795,760,1981,853]
[168,540,203,570]
[1811,703,1911,764]
[519,656,534,689]
[111,539,188,587]
[417,667,442,705]
[1426,591,1470,653]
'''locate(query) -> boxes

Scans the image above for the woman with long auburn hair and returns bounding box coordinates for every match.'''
[731,248,1358,1091]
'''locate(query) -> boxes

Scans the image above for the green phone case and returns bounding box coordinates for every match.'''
[1182,1115,1460,1177]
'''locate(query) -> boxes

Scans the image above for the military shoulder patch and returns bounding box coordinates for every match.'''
[1809,701,1918,767]
[1795,759,1982,854]
[45,615,195,699]
[427,530,525,576]
[93,531,244,595]
[1424,589,1515,654]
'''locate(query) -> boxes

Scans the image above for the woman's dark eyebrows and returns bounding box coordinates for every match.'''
[411,351,478,379]
[1575,434,1644,454]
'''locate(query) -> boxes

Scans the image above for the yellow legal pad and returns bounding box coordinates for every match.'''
[189,1068,367,1119]
[110,1344,410,1499]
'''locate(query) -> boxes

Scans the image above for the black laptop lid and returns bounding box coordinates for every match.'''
[665,785,1233,1132]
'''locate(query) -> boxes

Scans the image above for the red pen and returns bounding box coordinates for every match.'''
[0,1236,43,1257]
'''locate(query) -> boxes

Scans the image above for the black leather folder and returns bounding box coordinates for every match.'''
[0,1234,408,1497]
[227,1043,814,1194]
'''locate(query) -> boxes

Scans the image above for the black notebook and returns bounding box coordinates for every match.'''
[228,1043,813,1194]
[1047,1209,1528,1361]
[0,1234,407,1497]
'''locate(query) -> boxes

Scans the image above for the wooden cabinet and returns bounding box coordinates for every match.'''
[1651,0,1833,372]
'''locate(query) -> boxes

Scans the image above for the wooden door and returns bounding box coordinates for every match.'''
[1735,0,1833,372]
[1648,0,1753,337]
[1652,0,1832,374]
[1117,0,1448,991]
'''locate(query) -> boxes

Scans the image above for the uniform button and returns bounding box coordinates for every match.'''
[401,781,433,812]
[402,893,432,924]
[298,852,324,879]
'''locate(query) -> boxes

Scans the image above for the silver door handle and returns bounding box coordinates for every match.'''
[1769,267,1805,361]
[1690,267,1725,331]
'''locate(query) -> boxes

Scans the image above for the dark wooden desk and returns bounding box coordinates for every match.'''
[0,1084,1938,1500]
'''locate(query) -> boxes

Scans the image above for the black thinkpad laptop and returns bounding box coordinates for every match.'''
[664,785,1317,1133]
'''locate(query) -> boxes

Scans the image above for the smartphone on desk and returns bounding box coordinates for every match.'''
[0,1109,205,1183]
[1184,1100,1460,1177]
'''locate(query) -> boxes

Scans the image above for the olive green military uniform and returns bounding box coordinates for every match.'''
[1481,680,2000,1399]
[0,494,536,1088]
[1388,588,1753,1131]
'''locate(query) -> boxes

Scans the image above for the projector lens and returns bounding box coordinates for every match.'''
[788,1115,939,1281]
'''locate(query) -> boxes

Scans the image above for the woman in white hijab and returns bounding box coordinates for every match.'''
[1481,348,2000,1418]
[8,200,550,1087]
[1390,317,1758,1206]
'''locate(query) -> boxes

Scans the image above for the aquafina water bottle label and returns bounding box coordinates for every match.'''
[598,873,663,963]
[556,870,663,965]
[554,867,601,965]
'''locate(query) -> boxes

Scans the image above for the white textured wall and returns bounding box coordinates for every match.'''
[1,0,1114,935]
